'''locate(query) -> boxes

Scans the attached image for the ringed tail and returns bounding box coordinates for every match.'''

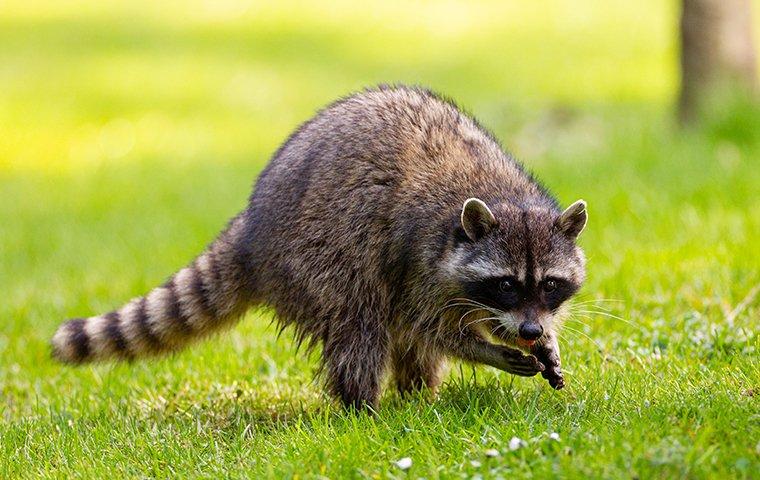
[51,213,253,364]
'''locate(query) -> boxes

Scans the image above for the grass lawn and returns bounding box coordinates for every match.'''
[1,1,758,478]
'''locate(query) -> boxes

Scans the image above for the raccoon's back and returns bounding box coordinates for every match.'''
[249,86,532,241]
[243,86,542,321]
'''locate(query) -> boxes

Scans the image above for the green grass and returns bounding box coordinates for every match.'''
[1,1,759,478]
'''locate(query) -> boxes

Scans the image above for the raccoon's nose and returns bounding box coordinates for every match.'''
[518,322,543,340]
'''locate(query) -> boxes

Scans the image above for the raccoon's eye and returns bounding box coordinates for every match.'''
[499,279,515,293]
[543,279,557,293]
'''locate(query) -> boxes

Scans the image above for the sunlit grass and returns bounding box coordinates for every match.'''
[1,1,759,478]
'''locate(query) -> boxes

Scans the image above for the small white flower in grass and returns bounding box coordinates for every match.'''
[508,436,526,451]
[395,457,412,470]
[549,432,561,442]
[470,460,482,468]
[484,448,500,457]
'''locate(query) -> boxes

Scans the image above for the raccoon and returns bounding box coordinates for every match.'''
[52,85,587,409]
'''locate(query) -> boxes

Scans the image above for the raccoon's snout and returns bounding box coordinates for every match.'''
[518,322,543,341]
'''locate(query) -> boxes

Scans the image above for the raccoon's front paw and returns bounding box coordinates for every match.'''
[542,364,565,390]
[499,347,545,377]
[532,342,564,390]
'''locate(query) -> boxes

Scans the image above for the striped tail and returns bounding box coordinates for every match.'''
[51,214,254,364]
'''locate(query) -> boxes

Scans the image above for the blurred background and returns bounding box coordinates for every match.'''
[1,1,758,476]
[2,0,758,173]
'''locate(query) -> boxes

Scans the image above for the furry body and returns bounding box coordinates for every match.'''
[52,86,587,409]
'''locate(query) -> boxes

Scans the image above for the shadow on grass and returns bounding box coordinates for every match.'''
[123,367,573,442]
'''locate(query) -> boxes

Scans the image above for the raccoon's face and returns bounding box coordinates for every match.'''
[442,197,587,347]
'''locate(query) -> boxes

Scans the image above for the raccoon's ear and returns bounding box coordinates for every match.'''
[557,199,587,239]
[461,198,497,241]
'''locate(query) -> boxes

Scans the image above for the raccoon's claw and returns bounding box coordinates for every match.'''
[542,367,565,389]
[500,347,545,377]
[532,342,564,389]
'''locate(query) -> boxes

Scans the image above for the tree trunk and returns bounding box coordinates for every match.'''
[679,0,758,124]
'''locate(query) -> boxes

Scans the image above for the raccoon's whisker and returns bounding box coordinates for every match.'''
[498,325,513,339]
[489,319,513,338]
[470,316,509,330]
[571,307,628,317]
[490,323,505,338]
[562,317,592,328]
[449,297,491,306]
[492,326,517,347]
[448,298,504,315]
[462,317,492,332]
[446,298,485,308]
[566,302,620,312]
[458,308,487,334]
[464,316,506,333]
[437,301,502,317]
[571,313,649,338]
[458,305,504,317]
[570,309,640,329]
[436,302,474,315]
[570,299,624,306]
[565,313,616,331]
[568,303,612,313]
[562,317,602,340]
[443,302,497,313]
[555,330,584,351]
[566,312,606,323]
[566,303,624,316]
[560,324,606,352]
[571,293,624,303]
[556,329,586,349]
[462,314,497,327]
[559,327,591,345]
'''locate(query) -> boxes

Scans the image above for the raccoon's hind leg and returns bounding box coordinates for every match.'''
[322,317,390,411]
[391,342,446,397]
